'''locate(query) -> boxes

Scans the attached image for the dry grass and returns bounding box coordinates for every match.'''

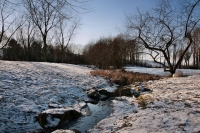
[137,94,154,109]
[90,69,161,86]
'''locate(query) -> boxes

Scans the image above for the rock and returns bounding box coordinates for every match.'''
[99,89,112,100]
[132,85,152,97]
[173,70,183,77]
[131,89,140,98]
[37,108,81,128]
[71,129,81,133]
[99,89,111,96]
[114,87,133,97]
[87,88,100,99]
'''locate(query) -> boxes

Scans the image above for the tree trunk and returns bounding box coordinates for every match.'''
[43,35,47,62]
[61,47,64,63]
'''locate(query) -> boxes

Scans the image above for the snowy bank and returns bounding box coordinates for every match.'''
[89,67,200,132]
[125,66,200,76]
[0,61,115,132]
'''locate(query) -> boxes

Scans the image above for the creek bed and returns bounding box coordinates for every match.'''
[62,99,112,133]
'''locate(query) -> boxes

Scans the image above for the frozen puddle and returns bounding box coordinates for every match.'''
[62,100,112,132]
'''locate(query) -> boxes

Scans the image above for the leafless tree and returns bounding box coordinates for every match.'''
[126,0,200,75]
[16,18,36,61]
[69,43,83,55]
[55,17,80,63]
[0,0,23,50]
[22,0,64,61]
[82,35,143,69]
[192,27,200,67]
[22,0,86,61]
[123,34,144,65]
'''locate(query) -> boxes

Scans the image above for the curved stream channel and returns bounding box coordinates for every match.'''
[61,85,138,132]
[35,86,137,133]
[62,99,112,133]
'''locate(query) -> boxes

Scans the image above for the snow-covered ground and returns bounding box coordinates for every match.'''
[1,61,200,133]
[125,66,200,76]
[0,61,114,132]
[88,67,200,133]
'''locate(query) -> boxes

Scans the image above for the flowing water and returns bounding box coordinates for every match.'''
[62,100,112,133]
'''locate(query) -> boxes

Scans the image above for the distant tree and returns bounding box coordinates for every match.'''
[83,35,142,69]
[68,43,83,55]
[3,38,24,60]
[22,0,64,61]
[23,0,88,61]
[124,37,143,66]
[31,41,42,61]
[55,17,80,63]
[126,0,200,75]
[53,45,62,63]
[82,43,94,64]
[0,0,23,50]
[192,27,200,67]
[16,18,37,61]
[184,51,192,67]
[111,35,126,68]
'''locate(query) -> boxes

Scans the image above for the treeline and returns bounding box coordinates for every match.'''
[1,35,143,69]
[2,38,84,64]
[83,35,143,69]
[0,0,85,63]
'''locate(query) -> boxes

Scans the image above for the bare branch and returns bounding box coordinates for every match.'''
[126,0,200,75]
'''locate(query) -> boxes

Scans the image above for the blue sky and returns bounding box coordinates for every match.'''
[73,0,160,45]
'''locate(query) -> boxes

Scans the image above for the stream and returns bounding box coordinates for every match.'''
[62,99,113,133]
[34,86,138,133]
[62,86,138,132]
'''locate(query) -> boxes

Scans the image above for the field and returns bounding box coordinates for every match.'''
[1,61,200,132]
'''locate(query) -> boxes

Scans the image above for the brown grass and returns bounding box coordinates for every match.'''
[90,69,161,86]
[137,94,154,109]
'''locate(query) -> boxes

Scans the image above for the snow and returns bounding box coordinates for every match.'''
[125,66,200,76]
[88,67,200,133]
[52,129,75,133]
[43,107,78,114]
[0,61,115,133]
[1,60,200,133]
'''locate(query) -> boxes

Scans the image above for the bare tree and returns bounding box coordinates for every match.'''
[22,0,64,61]
[126,0,200,75]
[192,27,200,67]
[82,35,143,69]
[55,17,80,63]
[16,18,36,61]
[0,0,23,50]
[22,0,88,61]
[184,51,192,67]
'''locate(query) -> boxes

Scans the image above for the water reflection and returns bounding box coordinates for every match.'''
[62,100,112,133]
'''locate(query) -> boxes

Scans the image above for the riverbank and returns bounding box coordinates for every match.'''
[88,67,200,133]
[0,61,116,132]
